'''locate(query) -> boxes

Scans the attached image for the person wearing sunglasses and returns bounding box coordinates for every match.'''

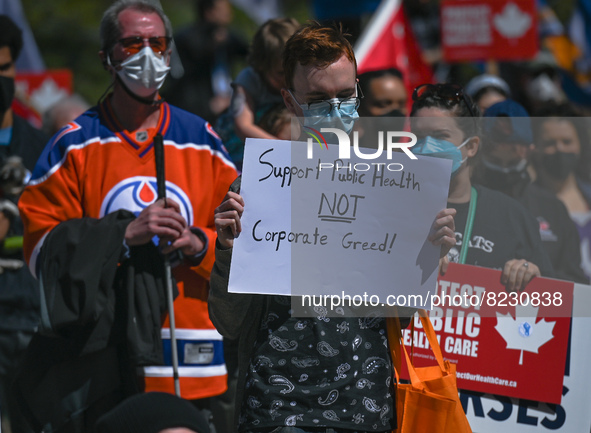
[410,83,553,291]
[209,23,456,433]
[17,1,238,431]
[281,24,363,138]
[99,11,172,106]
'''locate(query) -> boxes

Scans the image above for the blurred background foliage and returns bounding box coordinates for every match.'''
[20,0,311,104]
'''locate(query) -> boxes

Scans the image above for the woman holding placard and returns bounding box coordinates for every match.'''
[410,83,553,290]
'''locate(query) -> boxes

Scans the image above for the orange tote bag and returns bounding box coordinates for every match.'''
[386,309,472,433]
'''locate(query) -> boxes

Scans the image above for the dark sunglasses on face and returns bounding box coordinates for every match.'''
[412,83,477,118]
[117,36,171,55]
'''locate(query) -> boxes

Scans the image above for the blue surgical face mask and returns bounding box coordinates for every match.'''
[412,136,472,175]
[289,90,359,135]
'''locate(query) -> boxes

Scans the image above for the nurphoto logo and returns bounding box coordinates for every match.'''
[305,126,418,173]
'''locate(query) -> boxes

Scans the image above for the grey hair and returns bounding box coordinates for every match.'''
[100,0,172,56]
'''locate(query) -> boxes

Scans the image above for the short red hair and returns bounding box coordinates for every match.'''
[283,21,357,90]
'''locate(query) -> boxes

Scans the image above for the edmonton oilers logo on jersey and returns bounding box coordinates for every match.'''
[100,176,194,226]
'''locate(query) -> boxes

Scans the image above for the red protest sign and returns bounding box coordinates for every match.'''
[13,69,73,128]
[441,0,538,62]
[400,263,573,405]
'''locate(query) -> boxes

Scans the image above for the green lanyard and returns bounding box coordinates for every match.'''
[458,187,478,265]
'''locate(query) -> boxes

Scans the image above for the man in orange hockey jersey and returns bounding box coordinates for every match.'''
[17,1,237,432]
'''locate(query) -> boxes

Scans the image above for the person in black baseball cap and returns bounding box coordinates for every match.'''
[94,392,210,433]
[479,99,533,196]
[477,99,588,283]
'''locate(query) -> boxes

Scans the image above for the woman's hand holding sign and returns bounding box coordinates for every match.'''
[428,208,457,275]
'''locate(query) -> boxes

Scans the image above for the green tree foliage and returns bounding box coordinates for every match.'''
[21,0,114,103]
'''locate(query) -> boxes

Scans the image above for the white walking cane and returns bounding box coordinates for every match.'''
[154,133,181,396]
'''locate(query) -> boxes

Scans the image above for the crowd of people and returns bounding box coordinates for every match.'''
[0,0,589,432]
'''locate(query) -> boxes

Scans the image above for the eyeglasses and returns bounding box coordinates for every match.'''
[289,83,364,115]
[117,36,171,55]
[412,83,476,118]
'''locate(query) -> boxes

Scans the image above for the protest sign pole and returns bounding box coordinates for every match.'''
[154,133,181,397]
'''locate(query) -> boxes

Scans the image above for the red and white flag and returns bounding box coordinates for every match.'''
[355,0,434,98]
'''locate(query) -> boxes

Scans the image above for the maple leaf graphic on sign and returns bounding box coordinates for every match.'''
[494,2,532,39]
[495,303,555,365]
[29,78,68,114]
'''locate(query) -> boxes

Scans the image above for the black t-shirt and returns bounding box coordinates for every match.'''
[520,183,588,283]
[240,296,394,432]
[447,184,554,276]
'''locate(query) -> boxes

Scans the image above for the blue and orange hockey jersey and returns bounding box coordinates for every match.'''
[18,98,238,400]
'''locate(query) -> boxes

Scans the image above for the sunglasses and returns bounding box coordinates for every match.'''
[289,83,364,113]
[117,36,171,55]
[412,83,476,118]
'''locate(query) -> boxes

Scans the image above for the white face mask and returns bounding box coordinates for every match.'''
[526,73,565,103]
[114,46,170,98]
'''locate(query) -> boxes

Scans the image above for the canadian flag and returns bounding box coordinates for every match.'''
[355,0,434,96]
